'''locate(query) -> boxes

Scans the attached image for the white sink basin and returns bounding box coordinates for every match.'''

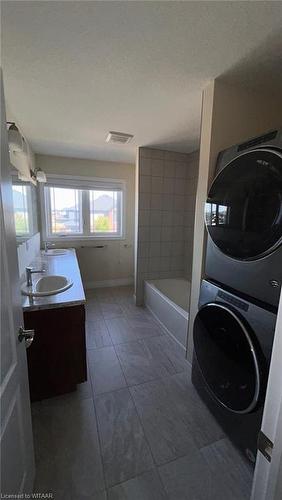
[21,275,73,297]
[42,249,69,256]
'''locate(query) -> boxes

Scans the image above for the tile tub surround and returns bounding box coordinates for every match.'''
[32,286,253,499]
[21,248,85,311]
[136,147,199,305]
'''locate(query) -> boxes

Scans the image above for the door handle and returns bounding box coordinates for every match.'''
[18,327,35,348]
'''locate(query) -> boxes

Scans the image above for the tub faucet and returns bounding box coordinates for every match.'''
[26,267,45,287]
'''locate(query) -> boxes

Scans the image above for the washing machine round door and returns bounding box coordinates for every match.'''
[193,303,261,414]
[205,148,282,260]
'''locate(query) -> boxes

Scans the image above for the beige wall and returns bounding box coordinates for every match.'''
[187,79,282,361]
[35,154,135,288]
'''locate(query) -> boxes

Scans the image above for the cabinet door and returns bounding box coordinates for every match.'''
[25,305,86,401]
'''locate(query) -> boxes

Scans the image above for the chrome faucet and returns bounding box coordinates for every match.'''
[44,241,55,252]
[26,267,45,287]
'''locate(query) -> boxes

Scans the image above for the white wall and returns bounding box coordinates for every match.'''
[187,79,282,361]
[35,154,135,288]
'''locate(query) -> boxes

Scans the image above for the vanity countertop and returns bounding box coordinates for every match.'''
[22,248,86,312]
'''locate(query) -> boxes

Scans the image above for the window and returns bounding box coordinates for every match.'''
[42,176,124,239]
[89,190,122,235]
[48,186,83,235]
[12,181,37,238]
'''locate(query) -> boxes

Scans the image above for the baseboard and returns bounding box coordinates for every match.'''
[84,277,134,289]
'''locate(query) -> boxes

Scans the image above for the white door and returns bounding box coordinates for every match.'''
[0,71,35,494]
[251,288,282,500]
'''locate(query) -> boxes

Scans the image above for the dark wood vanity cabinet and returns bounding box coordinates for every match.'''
[24,304,87,401]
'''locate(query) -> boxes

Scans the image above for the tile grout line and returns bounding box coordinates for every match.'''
[106,469,169,497]
[85,296,121,498]
[86,315,114,350]
[116,337,172,500]
[112,339,164,489]
[127,382,170,495]
[91,369,189,400]
[87,321,189,397]
[87,351,109,498]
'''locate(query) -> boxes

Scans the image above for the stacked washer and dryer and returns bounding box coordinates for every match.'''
[192,129,282,464]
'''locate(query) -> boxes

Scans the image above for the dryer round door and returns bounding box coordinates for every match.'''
[193,303,261,414]
[205,148,282,260]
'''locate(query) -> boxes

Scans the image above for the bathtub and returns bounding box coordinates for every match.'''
[144,278,190,348]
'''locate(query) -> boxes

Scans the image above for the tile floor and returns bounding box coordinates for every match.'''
[32,286,253,499]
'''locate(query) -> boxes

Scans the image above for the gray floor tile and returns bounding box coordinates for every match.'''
[143,334,189,374]
[88,346,127,395]
[126,315,162,330]
[106,317,140,344]
[107,469,167,500]
[130,372,224,465]
[130,378,199,465]
[85,292,100,301]
[162,372,224,449]
[159,438,253,500]
[86,320,112,349]
[32,397,104,498]
[159,451,218,500]
[200,438,253,499]
[85,289,98,299]
[91,492,107,500]
[115,340,176,386]
[113,287,135,305]
[121,303,155,320]
[106,317,163,345]
[95,388,154,487]
[93,492,107,500]
[86,296,102,306]
[86,303,104,322]
[100,302,124,319]
[96,294,118,304]
[41,487,107,500]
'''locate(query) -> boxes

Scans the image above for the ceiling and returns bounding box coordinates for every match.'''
[2,1,282,164]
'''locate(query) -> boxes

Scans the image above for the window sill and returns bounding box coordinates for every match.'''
[16,235,34,243]
[46,235,125,242]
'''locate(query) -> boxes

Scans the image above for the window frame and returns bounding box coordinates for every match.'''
[12,179,36,240]
[40,174,126,241]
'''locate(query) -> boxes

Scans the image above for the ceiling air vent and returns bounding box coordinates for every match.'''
[106,131,133,145]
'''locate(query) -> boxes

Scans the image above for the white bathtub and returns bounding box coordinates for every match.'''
[144,278,190,348]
